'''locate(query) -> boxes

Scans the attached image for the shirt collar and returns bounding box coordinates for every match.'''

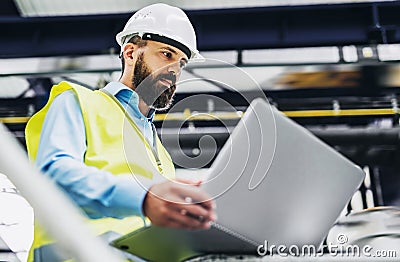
[103,81,155,121]
[103,81,132,96]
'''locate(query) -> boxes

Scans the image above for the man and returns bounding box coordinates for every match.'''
[25,3,217,261]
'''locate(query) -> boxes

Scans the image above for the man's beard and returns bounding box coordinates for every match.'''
[132,53,177,110]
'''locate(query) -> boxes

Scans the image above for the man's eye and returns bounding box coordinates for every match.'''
[163,51,172,58]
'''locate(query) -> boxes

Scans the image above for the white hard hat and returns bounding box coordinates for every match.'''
[116,3,203,61]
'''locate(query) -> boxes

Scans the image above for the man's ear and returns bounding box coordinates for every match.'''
[122,43,136,66]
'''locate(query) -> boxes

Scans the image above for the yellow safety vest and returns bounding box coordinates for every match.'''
[25,81,175,261]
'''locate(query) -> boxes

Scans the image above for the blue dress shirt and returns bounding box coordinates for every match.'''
[35,82,156,219]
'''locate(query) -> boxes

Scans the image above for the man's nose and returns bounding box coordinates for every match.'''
[167,61,181,77]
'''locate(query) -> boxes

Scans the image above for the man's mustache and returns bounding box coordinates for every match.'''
[153,73,176,87]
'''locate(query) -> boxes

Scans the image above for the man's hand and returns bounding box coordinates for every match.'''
[143,179,217,230]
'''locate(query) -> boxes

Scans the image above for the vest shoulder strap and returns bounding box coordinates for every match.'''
[25,81,86,159]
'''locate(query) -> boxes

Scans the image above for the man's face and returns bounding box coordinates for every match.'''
[132,41,188,110]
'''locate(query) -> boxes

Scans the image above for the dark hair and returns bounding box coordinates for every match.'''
[120,35,147,74]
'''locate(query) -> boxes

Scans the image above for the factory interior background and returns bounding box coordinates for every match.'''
[1,0,400,261]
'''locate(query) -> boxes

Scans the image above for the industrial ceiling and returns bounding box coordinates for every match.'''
[1,0,400,58]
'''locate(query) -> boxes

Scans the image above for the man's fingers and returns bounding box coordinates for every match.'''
[195,198,215,211]
[174,184,214,206]
[144,181,217,230]
[170,183,217,220]
[168,208,209,229]
[180,202,216,222]
[163,194,216,221]
[167,183,216,211]
[162,192,217,224]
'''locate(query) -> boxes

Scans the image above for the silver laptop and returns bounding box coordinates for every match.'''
[111,98,365,261]
[201,97,365,248]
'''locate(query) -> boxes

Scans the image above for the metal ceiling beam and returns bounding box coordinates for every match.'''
[0,0,19,16]
[1,2,400,58]
[0,14,125,58]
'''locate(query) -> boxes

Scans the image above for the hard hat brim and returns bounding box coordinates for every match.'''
[117,31,204,62]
